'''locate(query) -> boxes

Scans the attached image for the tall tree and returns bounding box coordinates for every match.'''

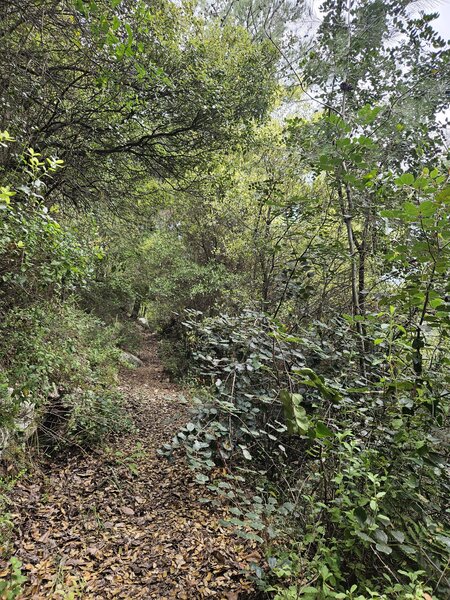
[286,0,450,371]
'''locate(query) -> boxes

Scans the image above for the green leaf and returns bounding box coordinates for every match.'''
[301,587,320,594]
[241,447,252,460]
[314,421,333,438]
[195,473,209,484]
[375,542,392,555]
[436,186,450,202]
[418,200,437,217]
[295,368,342,403]
[399,173,415,185]
[403,202,419,217]
[430,298,445,309]
[374,529,388,544]
[281,390,310,434]
[355,531,375,543]
[292,399,310,434]
[391,530,405,543]
[413,176,428,190]
[357,104,382,125]
[236,531,263,543]
[354,506,367,525]
[399,544,416,555]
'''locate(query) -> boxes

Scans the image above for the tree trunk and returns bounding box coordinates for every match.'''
[131,299,141,319]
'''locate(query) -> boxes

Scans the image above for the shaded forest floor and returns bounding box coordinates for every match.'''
[8,334,261,599]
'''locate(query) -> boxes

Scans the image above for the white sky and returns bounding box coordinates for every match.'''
[433,0,450,40]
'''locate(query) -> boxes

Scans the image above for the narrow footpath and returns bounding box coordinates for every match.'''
[10,336,260,599]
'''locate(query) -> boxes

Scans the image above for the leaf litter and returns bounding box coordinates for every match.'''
[7,336,261,599]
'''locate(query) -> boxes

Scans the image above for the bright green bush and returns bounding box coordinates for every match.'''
[0,143,98,313]
[0,200,94,307]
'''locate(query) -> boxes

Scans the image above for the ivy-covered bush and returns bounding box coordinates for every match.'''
[163,306,450,598]
[162,309,305,466]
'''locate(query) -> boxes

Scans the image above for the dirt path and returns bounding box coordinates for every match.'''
[9,336,260,599]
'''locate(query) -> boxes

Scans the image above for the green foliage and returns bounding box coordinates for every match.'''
[142,232,240,328]
[164,296,449,596]
[0,200,94,306]
[2,0,277,209]
[0,143,96,312]
[268,567,434,599]
[0,302,126,448]
[1,0,450,597]
[105,442,147,477]
[60,387,127,447]
[0,557,27,599]
[158,337,192,381]
[161,309,310,466]
[0,127,126,451]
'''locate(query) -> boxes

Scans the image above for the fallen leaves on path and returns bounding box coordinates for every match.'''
[8,337,261,599]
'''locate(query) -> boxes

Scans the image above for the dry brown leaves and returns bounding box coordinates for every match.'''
[7,338,261,599]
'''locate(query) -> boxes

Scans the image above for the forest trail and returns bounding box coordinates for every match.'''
[10,335,260,599]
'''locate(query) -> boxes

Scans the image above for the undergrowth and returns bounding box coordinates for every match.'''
[0,301,129,452]
[162,309,450,599]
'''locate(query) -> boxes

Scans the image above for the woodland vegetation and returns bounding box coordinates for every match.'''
[1,0,450,598]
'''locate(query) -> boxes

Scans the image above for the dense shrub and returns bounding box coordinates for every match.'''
[0,142,98,312]
[0,302,127,449]
[163,308,450,598]
[141,232,245,328]
[0,134,128,452]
